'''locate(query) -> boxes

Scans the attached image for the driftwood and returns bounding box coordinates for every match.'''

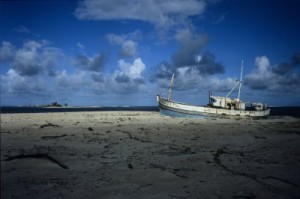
[4,153,69,169]
[40,123,62,129]
[41,134,67,139]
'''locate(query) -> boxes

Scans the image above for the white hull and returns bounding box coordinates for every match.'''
[157,95,270,118]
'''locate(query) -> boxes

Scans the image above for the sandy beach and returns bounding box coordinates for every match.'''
[1,111,300,199]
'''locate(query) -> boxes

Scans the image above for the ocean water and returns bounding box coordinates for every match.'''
[0,106,158,114]
[1,106,300,118]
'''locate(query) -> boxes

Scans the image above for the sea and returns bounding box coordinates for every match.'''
[1,106,300,118]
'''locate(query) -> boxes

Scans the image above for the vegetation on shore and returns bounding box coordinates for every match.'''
[40,102,68,108]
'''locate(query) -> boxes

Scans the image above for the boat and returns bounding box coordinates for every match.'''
[157,61,270,119]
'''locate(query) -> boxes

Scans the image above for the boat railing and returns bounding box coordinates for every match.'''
[159,95,203,107]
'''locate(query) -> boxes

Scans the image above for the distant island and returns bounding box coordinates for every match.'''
[40,102,68,108]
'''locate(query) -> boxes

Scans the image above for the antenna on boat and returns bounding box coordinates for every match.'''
[237,60,243,102]
[168,73,175,101]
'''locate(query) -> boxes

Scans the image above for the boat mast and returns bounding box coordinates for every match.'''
[168,73,174,101]
[237,60,243,102]
[226,60,243,99]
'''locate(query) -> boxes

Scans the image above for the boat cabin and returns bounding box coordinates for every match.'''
[209,96,268,111]
[247,102,267,111]
[209,96,246,110]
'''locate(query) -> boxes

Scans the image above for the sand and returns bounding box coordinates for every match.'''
[1,111,300,199]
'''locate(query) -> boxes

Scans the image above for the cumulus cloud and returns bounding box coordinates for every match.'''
[245,55,300,92]
[153,61,175,80]
[172,29,224,75]
[272,62,291,75]
[3,69,47,94]
[118,58,145,79]
[172,28,208,67]
[75,0,206,30]
[90,72,104,82]
[153,31,224,91]
[106,34,124,44]
[1,40,64,76]
[11,41,42,76]
[115,74,130,83]
[54,57,146,96]
[55,70,90,91]
[1,39,150,105]
[154,64,235,92]
[73,53,105,71]
[273,52,300,74]
[110,57,146,93]
[245,56,276,90]
[0,40,70,102]
[120,40,136,57]
[191,51,224,75]
[106,31,140,58]
[42,47,64,76]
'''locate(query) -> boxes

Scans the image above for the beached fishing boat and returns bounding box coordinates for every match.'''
[157,61,270,118]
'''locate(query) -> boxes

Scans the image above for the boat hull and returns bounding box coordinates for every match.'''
[157,95,270,119]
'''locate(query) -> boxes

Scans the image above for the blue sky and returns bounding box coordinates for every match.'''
[1,0,300,106]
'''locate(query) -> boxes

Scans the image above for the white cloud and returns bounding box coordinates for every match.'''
[106,32,139,57]
[118,57,145,79]
[158,66,235,92]
[106,34,124,44]
[1,40,64,76]
[55,70,90,91]
[255,56,270,74]
[4,69,47,94]
[0,38,150,105]
[41,47,64,76]
[245,55,300,92]
[55,70,107,97]
[12,43,41,76]
[172,28,208,67]
[120,40,136,57]
[23,40,42,50]
[75,0,206,30]
[53,57,147,96]
[109,57,146,93]
[245,56,276,90]
[73,53,105,71]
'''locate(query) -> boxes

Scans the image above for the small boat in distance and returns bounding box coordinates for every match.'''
[157,61,270,119]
